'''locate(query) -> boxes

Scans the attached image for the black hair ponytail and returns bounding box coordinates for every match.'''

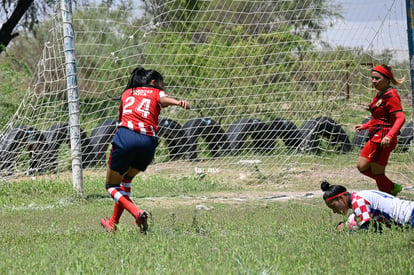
[125,66,147,90]
[125,67,164,90]
[321,180,347,201]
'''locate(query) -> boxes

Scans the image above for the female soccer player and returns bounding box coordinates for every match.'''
[354,64,405,196]
[100,67,190,233]
[321,180,414,232]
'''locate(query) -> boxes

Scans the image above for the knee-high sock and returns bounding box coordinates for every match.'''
[361,168,393,194]
[107,180,139,221]
[372,174,393,194]
[109,180,132,224]
[361,168,375,180]
[109,202,123,225]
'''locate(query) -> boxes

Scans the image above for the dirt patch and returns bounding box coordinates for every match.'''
[140,190,323,207]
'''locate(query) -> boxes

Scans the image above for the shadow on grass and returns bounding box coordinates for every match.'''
[84,193,109,201]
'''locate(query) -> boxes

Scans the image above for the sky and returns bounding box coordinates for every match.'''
[134,0,410,57]
[321,0,408,52]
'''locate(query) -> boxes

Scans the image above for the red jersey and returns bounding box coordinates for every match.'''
[117,87,168,136]
[364,88,404,143]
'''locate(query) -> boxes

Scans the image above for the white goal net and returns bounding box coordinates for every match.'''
[0,0,413,187]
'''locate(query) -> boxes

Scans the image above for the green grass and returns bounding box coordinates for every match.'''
[1,175,414,274]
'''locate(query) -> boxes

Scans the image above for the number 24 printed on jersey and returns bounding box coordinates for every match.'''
[123,96,151,118]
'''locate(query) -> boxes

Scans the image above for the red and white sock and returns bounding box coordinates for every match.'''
[107,178,140,221]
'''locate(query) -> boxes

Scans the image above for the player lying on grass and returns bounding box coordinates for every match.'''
[321,180,414,232]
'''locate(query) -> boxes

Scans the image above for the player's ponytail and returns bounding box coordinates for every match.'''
[385,64,405,86]
[126,66,147,90]
[321,180,347,201]
[373,64,405,86]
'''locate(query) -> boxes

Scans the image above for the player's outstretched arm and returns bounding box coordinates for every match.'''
[160,97,190,110]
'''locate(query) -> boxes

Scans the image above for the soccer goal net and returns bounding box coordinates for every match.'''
[0,0,413,188]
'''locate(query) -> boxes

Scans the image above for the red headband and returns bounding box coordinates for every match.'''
[373,65,392,78]
[324,191,347,201]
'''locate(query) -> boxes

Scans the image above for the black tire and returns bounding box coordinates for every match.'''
[158,118,187,160]
[352,117,370,148]
[0,126,45,175]
[298,119,320,152]
[299,116,352,153]
[220,118,259,155]
[26,128,47,175]
[80,129,92,168]
[35,123,70,173]
[36,124,91,171]
[182,118,226,160]
[83,119,118,167]
[317,116,352,153]
[250,120,278,153]
[268,118,302,151]
[158,118,183,139]
[398,120,413,152]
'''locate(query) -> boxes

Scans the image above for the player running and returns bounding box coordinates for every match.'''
[100,67,190,233]
[354,64,406,196]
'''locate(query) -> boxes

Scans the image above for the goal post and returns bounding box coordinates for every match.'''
[61,0,84,197]
[0,0,413,188]
[406,0,414,120]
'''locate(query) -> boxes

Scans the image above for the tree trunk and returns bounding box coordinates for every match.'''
[0,0,35,53]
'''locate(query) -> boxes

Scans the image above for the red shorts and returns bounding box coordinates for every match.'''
[360,139,396,166]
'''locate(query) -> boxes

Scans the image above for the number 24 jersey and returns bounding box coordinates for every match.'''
[118,87,168,136]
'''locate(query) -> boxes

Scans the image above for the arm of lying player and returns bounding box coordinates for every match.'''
[336,221,346,232]
[160,97,190,109]
[348,221,370,234]
[336,220,370,233]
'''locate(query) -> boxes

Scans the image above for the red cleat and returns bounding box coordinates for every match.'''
[100,217,116,232]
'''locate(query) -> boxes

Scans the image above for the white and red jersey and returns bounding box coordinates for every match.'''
[117,87,168,136]
[351,190,414,227]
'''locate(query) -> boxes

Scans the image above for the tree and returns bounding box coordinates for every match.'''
[141,0,342,40]
[0,0,33,53]
[0,0,60,53]
[0,0,136,54]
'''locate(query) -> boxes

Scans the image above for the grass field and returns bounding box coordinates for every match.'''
[1,167,414,274]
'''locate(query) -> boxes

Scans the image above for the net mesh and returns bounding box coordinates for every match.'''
[0,0,413,186]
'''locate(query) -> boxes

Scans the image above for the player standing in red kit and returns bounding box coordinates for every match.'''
[354,64,405,196]
[101,67,190,233]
